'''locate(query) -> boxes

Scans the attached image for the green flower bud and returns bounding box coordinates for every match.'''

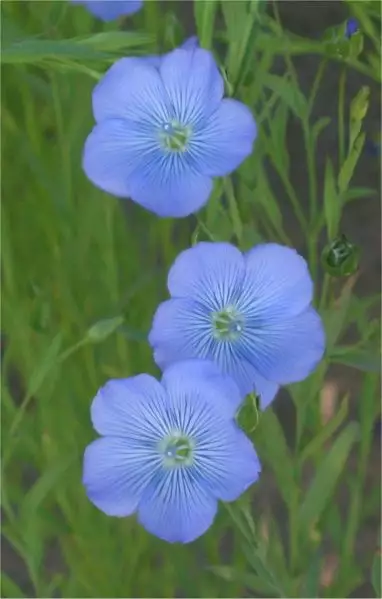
[322,234,360,277]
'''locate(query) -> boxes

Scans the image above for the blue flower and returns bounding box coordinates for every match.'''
[83,360,261,543]
[149,243,325,408]
[345,17,359,38]
[83,46,257,217]
[70,0,143,21]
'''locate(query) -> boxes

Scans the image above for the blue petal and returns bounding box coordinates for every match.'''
[83,119,150,198]
[198,424,261,502]
[167,242,245,308]
[83,437,159,517]
[159,48,224,126]
[137,38,200,72]
[194,99,257,176]
[149,297,211,366]
[181,36,199,51]
[161,359,243,417]
[77,0,143,21]
[240,243,314,320]
[242,307,325,384]
[90,374,166,437]
[125,154,213,217]
[92,58,169,123]
[138,469,217,543]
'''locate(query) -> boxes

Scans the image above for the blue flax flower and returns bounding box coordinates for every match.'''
[83,45,257,217]
[149,242,326,408]
[70,0,143,21]
[83,360,261,543]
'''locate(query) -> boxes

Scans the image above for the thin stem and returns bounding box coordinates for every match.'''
[338,67,347,166]
[224,177,243,245]
[319,273,331,311]
[307,59,327,116]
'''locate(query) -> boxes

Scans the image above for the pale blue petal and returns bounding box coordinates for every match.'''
[242,307,325,384]
[77,0,142,20]
[92,58,170,123]
[161,359,243,417]
[90,374,167,438]
[125,156,213,217]
[138,469,217,543]
[83,437,159,517]
[181,36,199,51]
[240,244,313,320]
[197,424,261,502]
[149,298,212,368]
[83,119,158,198]
[160,48,224,126]
[214,348,280,407]
[167,242,245,307]
[194,99,257,176]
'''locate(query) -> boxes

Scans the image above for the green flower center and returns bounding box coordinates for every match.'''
[160,434,194,467]
[160,121,191,152]
[212,306,244,341]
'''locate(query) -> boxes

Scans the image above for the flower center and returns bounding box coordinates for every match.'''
[160,121,191,152]
[212,306,244,341]
[160,434,194,467]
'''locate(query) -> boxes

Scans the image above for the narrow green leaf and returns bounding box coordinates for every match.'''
[262,73,307,119]
[343,186,377,203]
[253,408,296,506]
[1,573,25,598]
[25,333,63,399]
[338,132,366,194]
[75,31,155,52]
[323,158,340,239]
[322,273,358,349]
[193,0,218,49]
[86,316,124,343]
[349,86,369,150]
[300,394,349,463]
[300,551,322,598]
[1,39,110,63]
[329,346,380,373]
[21,455,75,518]
[299,422,360,531]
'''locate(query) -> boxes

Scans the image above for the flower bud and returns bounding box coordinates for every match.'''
[322,234,360,277]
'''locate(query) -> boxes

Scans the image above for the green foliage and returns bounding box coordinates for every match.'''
[2,0,380,597]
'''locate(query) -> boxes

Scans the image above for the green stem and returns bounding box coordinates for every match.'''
[224,177,243,245]
[307,59,327,116]
[338,67,347,166]
[319,273,331,311]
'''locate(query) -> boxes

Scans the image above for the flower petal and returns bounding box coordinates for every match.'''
[240,244,314,320]
[199,424,261,502]
[194,99,257,176]
[82,119,154,198]
[167,242,245,307]
[125,156,213,217]
[83,437,159,517]
[149,298,212,369]
[243,307,326,384]
[160,48,224,126]
[217,350,280,407]
[92,58,169,123]
[161,359,243,418]
[138,468,217,543]
[90,374,166,438]
[80,0,143,21]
